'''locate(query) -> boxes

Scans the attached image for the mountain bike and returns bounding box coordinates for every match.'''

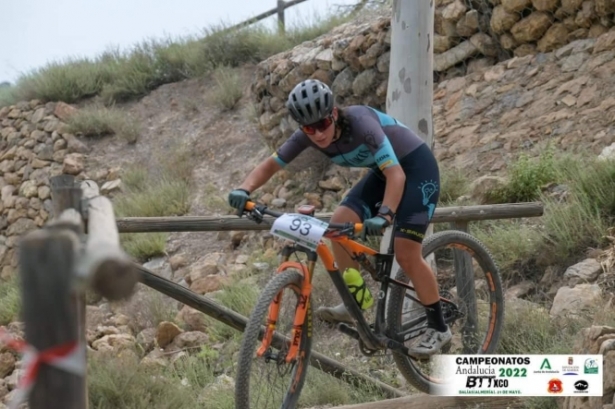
[234,201,504,409]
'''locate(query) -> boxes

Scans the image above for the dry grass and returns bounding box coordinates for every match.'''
[66,105,141,143]
[209,66,244,111]
[114,146,195,261]
[0,276,21,325]
[1,10,355,107]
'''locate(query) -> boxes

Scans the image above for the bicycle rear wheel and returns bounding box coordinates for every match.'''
[235,269,313,409]
[385,230,504,394]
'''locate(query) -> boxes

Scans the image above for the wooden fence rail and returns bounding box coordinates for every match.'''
[220,0,369,35]
[115,202,544,233]
[224,0,308,34]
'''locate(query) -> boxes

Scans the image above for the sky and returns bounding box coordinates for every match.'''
[0,0,358,84]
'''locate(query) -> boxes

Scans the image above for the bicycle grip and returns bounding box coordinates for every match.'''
[236,200,255,217]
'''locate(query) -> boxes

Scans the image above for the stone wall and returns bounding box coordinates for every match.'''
[438,0,615,60]
[251,1,615,151]
[0,102,93,277]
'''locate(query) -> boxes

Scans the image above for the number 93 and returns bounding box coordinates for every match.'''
[289,218,312,236]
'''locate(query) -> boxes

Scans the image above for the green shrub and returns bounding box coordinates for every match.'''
[489,148,557,203]
[538,154,615,265]
[0,276,21,325]
[439,167,470,204]
[472,220,542,280]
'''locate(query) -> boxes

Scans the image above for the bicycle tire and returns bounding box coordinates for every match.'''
[235,269,313,409]
[385,229,504,394]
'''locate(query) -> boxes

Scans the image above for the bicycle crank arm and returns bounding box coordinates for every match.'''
[337,323,361,341]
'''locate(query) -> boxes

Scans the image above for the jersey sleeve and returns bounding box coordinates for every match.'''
[357,112,400,171]
[271,130,310,168]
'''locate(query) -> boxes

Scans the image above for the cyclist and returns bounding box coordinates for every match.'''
[228,79,451,358]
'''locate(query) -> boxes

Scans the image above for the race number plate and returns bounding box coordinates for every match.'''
[270,213,329,250]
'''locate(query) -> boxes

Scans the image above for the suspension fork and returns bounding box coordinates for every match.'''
[256,247,315,363]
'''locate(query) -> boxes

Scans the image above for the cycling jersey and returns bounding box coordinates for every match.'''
[272,105,425,173]
[271,104,439,243]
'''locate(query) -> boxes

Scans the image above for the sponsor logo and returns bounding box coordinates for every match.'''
[535,358,559,374]
[584,358,599,374]
[574,380,589,392]
[548,379,563,394]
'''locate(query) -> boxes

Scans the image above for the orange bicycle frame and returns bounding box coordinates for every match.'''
[256,225,379,363]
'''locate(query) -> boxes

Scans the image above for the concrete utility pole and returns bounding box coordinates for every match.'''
[382,0,436,310]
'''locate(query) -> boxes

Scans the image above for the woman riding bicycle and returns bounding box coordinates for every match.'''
[228,79,451,358]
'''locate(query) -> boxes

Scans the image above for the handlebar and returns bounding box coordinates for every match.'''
[243,200,364,237]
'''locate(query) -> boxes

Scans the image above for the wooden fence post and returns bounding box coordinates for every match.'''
[277,0,285,34]
[17,174,87,409]
[77,180,139,301]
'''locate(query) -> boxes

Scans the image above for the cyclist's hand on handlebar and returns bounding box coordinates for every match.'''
[228,189,250,214]
[360,215,390,240]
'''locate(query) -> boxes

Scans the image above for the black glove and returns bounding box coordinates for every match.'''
[228,188,250,211]
[361,215,390,240]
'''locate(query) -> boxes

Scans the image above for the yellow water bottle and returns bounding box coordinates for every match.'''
[343,268,374,310]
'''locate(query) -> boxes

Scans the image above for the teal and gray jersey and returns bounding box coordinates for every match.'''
[271,105,425,173]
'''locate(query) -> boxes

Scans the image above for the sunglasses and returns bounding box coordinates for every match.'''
[302,116,333,135]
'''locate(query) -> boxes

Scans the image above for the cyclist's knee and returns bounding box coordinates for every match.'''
[331,204,362,223]
[394,236,423,265]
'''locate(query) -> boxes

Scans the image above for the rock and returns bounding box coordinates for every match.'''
[511,12,553,43]
[62,153,85,175]
[0,353,15,378]
[564,258,603,285]
[53,102,77,121]
[188,253,224,283]
[92,334,136,353]
[491,5,522,34]
[63,133,89,154]
[18,180,38,198]
[189,274,229,295]
[456,10,480,37]
[469,175,507,203]
[505,280,535,299]
[532,0,559,11]
[594,31,615,53]
[537,23,570,52]
[550,284,603,318]
[156,321,183,348]
[502,0,531,13]
[271,198,286,208]
[175,306,207,332]
[170,331,209,349]
[598,142,615,161]
[101,179,121,193]
[318,176,344,191]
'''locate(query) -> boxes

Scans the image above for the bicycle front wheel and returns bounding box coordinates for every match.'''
[235,269,313,409]
[386,230,504,394]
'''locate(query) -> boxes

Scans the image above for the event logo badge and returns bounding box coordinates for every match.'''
[548,379,563,394]
[574,380,589,393]
[584,358,599,374]
[562,356,579,375]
